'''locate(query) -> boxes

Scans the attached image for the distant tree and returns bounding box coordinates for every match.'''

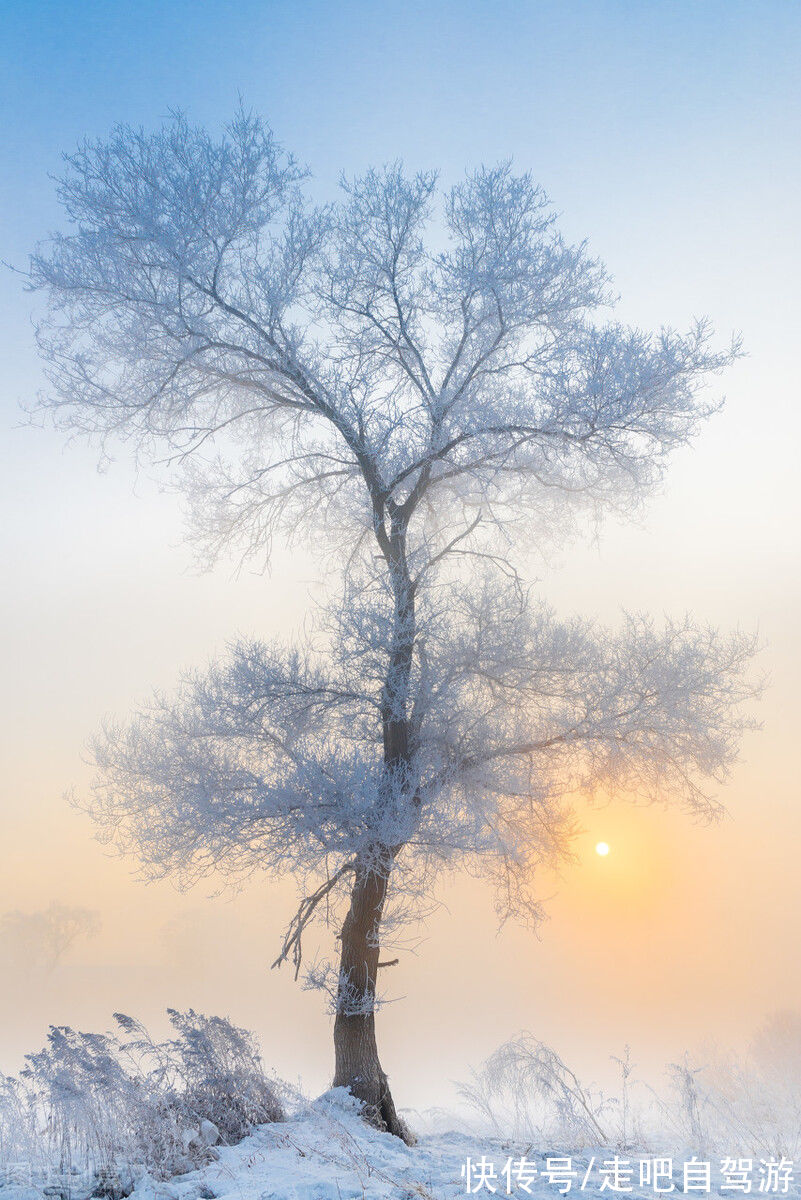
[0,903,101,975]
[29,112,757,1139]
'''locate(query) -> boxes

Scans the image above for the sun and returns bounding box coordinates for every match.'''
[595,841,610,857]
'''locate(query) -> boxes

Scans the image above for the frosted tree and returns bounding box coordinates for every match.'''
[30,112,757,1139]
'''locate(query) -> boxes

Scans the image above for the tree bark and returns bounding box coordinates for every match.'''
[330,513,417,1142]
[332,864,413,1143]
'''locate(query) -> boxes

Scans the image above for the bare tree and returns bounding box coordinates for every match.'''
[29,111,757,1139]
[0,903,101,975]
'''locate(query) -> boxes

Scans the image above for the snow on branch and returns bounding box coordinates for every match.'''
[30,113,739,573]
[31,110,758,962]
[81,572,759,938]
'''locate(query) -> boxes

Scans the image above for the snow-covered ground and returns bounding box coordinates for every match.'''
[109,1090,801,1200]
[128,1090,477,1199]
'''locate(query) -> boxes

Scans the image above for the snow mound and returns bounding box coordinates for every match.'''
[129,1088,481,1199]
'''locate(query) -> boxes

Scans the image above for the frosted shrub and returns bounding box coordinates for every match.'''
[663,1056,709,1152]
[0,1011,285,1190]
[0,1072,40,1177]
[115,1010,285,1145]
[663,1048,801,1159]
[22,1026,150,1182]
[460,1035,611,1147]
[464,1025,801,1158]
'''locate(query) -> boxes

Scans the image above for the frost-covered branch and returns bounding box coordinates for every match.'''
[272,860,358,978]
[30,115,739,574]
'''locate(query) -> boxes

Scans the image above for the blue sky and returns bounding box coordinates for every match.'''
[1,1,800,1098]
[2,1,800,214]
[3,0,800,414]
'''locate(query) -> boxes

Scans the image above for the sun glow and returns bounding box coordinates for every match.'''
[595,841,610,857]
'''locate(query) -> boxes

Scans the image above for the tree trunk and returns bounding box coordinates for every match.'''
[332,864,413,1143]
[331,515,416,1142]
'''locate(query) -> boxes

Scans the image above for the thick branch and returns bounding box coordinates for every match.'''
[272,860,358,979]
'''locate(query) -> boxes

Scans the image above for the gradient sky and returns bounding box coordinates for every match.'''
[1,0,800,1109]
